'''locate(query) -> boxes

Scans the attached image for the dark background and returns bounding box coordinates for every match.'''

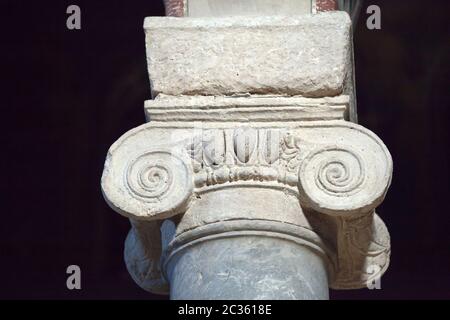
[1,0,449,299]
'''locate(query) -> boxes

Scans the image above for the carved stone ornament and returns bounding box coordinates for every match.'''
[101,7,392,299]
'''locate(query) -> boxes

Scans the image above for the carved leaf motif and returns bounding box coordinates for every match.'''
[202,130,225,167]
[281,133,301,172]
[186,136,203,172]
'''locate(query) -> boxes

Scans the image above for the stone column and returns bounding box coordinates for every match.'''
[101,0,392,300]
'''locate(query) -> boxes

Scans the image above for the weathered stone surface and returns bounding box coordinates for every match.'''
[145,12,351,98]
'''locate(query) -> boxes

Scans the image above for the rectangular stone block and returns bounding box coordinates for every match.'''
[144,12,351,98]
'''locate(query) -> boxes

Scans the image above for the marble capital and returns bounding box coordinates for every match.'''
[101,11,392,298]
[102,98,392,292]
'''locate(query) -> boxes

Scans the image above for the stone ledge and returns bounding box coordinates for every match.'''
[145,94,349,122]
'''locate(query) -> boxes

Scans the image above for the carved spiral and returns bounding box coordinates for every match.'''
[126,151,193,218]
[298,146,368,215]
[315,150,364,196]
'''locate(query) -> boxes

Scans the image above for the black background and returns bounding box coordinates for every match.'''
[1,0,449,299]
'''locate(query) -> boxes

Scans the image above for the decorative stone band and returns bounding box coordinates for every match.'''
[145,95,349,122]
[101,120,392,219]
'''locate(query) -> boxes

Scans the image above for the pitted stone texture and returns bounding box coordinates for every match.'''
[144,12,351,98]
